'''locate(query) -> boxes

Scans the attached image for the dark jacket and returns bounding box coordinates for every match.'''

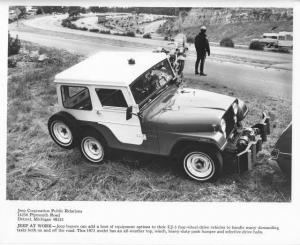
[194,32,210,57]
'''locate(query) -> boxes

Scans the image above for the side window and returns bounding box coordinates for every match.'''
[286,35,293,41]
[61,85,92,110]
[96,88,128,108]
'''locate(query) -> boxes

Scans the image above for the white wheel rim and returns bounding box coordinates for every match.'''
[52,121,72,146]
[82,137,104,162]
[184,152,215,180]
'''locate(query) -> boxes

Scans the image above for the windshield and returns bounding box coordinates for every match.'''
[130,59,175,105]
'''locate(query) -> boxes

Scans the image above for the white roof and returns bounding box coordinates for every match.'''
[55,51,167,86]
[263,33,279,36]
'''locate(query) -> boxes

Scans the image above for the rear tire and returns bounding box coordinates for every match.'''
[48,113,78,149]
[79,129,108,164]
[180,145,223,182]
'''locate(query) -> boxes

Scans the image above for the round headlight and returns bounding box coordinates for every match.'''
[220,118,226,134]
[232,102,238,115]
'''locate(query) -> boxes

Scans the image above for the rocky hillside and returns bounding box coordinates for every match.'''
[182,8,292,26]
[158,8,293,45]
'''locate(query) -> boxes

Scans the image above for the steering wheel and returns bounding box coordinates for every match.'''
[136,87,149,94]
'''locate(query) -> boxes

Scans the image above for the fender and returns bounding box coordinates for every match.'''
[157,130,227,156]
[54,111,78,122]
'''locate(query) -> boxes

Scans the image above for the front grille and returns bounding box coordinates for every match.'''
[223,105,235,138]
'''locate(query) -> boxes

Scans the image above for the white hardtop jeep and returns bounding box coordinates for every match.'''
[48,51,270,182]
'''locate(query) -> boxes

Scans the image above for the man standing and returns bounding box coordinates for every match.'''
[194,26,210,76]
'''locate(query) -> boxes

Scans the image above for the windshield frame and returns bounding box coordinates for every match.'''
[129,58,176,109]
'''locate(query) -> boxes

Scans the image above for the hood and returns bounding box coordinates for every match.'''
[164,87,235,111]
[142,87,236,132]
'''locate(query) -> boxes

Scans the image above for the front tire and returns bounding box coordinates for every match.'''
[80,130,107,164]
[180,146,223,182]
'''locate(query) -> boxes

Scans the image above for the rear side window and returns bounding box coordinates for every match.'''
[96,88,128,108]
[286,35,293,41]
[61,85,92,110]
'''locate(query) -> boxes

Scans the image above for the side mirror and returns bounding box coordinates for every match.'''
[126,106,133,120]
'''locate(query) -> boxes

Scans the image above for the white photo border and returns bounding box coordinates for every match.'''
[0,0,299,244]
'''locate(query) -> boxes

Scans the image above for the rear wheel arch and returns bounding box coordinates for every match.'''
[54,111,78,122]
[78,124,109,146]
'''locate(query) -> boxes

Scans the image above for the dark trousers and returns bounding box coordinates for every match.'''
[195,52,205,73]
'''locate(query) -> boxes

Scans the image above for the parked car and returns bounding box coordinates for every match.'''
[271,123,292,176]
[48,51,270,182]
[251,32,293,51]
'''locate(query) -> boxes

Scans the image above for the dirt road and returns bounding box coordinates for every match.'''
[10,15,292,99]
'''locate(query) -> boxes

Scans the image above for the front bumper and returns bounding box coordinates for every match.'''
[224,112,270,173]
